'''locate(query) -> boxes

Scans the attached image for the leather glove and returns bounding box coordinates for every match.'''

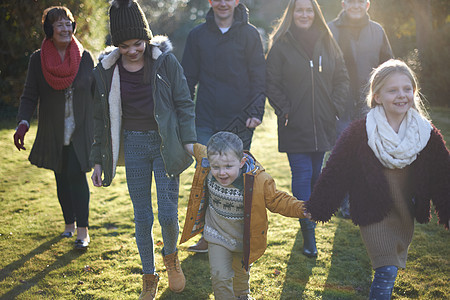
[14,122,29,151]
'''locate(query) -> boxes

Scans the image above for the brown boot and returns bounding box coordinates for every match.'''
[163,251,185,293]
[138,273,159,300]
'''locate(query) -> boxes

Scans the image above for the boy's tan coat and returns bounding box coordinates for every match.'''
[180,143,305,270]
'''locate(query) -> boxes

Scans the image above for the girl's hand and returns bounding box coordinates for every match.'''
[184,143,194,156]
[91,164,103,187]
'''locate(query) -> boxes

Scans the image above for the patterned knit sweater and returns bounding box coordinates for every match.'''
[204,173,245,252]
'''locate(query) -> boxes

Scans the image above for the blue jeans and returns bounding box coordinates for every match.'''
[287,152,325,203]
[123,130,180,274]
[196,126,254,151]
[369,265,398,299]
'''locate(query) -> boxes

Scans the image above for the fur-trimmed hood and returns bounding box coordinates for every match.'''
[98,35,173,70]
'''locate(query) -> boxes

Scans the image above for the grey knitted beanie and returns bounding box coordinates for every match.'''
[109,0,152,46]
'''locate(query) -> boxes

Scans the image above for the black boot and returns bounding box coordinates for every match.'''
[299,218,318,258]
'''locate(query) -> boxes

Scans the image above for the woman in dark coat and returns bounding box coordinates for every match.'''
[14,6,94,250]
[266,0,349,258]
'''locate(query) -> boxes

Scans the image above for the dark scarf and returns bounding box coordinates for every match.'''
[40,36,83,90]
[335,11,369,101]
[290,22,321,59]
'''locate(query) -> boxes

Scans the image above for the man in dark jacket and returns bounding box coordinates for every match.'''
[181,0,266,252]
[328,0,393,218]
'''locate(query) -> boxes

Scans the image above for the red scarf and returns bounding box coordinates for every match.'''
[40,36,83,90]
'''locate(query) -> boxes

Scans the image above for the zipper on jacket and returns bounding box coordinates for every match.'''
[157,73,170,89]
[319,56,322,72]
[310,60,318,151]
[97,69,114,175]
[153,71,171,177]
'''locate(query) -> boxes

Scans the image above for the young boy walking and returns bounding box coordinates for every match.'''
[180,132,306,299]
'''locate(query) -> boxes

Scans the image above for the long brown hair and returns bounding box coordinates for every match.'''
[267,0,332,51]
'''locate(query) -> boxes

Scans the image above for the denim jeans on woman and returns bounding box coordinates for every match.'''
[123,130,180,274]
[287,152,325,202]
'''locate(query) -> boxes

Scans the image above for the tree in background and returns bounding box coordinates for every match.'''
[369,0,450,107]
[1,0,449,117]
[0,0,108,117]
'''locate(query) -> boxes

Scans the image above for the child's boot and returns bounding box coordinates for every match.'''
[299,218,318,258]
[163,250,185,293]
[139,273,159,300]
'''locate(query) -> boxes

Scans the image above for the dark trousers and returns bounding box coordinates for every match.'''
[54,144,90,227]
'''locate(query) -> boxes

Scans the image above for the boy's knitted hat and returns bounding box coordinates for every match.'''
[109,0,152,46]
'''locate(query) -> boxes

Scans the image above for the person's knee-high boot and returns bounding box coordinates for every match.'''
[299,218,317,258]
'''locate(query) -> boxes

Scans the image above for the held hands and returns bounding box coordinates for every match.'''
[184,143,194,156]
[13,122,29,151]
[246,117,262,129]
[91,164,103,187]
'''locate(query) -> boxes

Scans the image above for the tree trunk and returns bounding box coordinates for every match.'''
[411,0,433,56]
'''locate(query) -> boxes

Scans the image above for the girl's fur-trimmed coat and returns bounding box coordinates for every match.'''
[90,36,196,186]
[306,119,450,229]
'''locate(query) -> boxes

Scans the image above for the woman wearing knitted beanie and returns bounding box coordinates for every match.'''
[90,0,196,298]
[14,6,94,250]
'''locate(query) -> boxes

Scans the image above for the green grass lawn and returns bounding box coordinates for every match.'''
[1,105,449,299]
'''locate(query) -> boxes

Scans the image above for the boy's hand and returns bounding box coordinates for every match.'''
[246,117,261,128]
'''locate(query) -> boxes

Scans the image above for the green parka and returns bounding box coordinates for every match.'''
[90,36,196,186]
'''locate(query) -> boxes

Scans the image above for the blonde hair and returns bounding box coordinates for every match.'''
[366,59,428,118]
[267,0,331,51]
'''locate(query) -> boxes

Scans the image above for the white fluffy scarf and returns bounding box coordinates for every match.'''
[366,105,432,169]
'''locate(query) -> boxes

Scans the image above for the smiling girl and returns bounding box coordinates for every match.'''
[305,59,450,299]
[90,0,196,298]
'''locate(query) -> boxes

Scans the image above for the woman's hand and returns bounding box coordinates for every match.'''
[91,164,103,187]
[13,122,29,151]
[184,143,194,156]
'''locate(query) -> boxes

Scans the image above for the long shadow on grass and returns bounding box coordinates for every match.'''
[158,252,212,299]
[322,217,372,300]
[0,237,85,299]
[280,229,317,299]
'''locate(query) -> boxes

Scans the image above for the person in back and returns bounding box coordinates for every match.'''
[266,0,349,258]
[328,0,394,218]
[181,0,266,253]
